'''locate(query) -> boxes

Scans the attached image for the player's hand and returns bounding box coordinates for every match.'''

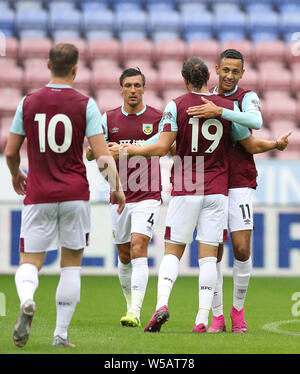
[186,97,223,118]
[12,169,27,196]
[86,146,95,161]
[275,130,292,151]
[110,190,126,214]
[108,143,122,160]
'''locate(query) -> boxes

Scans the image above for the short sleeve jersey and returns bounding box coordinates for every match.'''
[10,85,103,205]
[103,105,163,203]
[160,92,250,196]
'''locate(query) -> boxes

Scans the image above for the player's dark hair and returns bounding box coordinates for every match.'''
[119,68,146,86]
[49,43,78,77]
[181,56,209,89]
[219,49,244,67]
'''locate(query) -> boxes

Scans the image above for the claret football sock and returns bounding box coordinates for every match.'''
[117,258,132,312]
[196,257,217,327]
[54,266,81,340]
[233,257,252,311]
[15,263,39,307]
[129,257,148,318]
[156,254,179,310]
[211,261,224,317]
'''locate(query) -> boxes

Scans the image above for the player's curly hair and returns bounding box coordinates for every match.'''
[181,56,209,89]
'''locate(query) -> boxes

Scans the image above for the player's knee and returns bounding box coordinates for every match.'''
[118,251,131,264]
[234,245,250,261]
[130,237,149,259]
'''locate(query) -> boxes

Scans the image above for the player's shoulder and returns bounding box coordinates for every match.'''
[106,106,122,117]
[236,86,258,98]
[145,104,163,119]
[211,93,234,110]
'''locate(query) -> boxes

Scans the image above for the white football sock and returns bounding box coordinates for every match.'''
[129,257,148,318]
[233,257,252,311]
[195,257,217,327]
[156,254,179,310]
[211,261,224,317]
[54,266,81,339]
[15,263,39,307]
[117,258,132,312]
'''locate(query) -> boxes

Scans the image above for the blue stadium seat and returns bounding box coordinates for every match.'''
[181,11,213,40]
[19,29,48,39]
[79,0,110,11]
[145,2,175,12]
[178,3,207,13]
[113,1,143,11]
[280,12,300,42]
[151,31,181,42]
[48,1,77,12]
[218,31,247,42]
[0,8,15,37]
[183,31,214,41]
[85,30,114,40]
[52,30,81,41]
[247,11,280,41]
[214,11,247,37]
[278,3,300,13]
[118,30,147,41]
[115,9,147,34]
[212,3,241,14]
[16,7,48,36]
[82,9,115,37]
[148,10,181,36]
[243,2,274,13]
[240,0,274,7]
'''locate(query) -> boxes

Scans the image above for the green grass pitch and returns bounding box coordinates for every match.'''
[0,274,300,354]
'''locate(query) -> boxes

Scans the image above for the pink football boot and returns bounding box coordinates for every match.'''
[207,315,226,333]
[230,306,248,333]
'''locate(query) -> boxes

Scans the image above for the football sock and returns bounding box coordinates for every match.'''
[156,254,179,310]
[54,266,81,339]
[211,261,224,317]
[117,258,132,312]
[129,257,148,318]
[233,257,252,311]
[195,257,217,327]
[15,263,39,307]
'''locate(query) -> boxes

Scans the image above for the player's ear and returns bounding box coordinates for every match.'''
[47,59,51,71]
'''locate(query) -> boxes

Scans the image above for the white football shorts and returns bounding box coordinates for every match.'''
[228,187,254,232]
[164,194,228,246]
[110,199,161,244]
[20,200,90,253]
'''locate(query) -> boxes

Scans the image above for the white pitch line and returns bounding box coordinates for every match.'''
[262,319,300,336]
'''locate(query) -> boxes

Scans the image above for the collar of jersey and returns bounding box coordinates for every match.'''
[213,85,238,96]
[191,91,213,95]
[121,105,146,116]
[46,84,72,88]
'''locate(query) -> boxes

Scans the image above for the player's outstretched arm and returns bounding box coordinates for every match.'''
[88,134,125,214]
[5,133,27,196]
[239,130,292,154]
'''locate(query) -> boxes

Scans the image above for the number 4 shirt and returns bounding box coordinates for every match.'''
[160,92,250,197]
[10,84,103,205]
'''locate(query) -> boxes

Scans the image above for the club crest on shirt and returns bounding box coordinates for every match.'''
[142,123,153,135]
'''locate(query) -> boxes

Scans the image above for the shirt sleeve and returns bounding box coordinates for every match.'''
[231,122,251,142]
[85,98,103,138]
[221,92,262,130]
[159,100,178,132]
[10,96,26,136]
[101,112,108,141]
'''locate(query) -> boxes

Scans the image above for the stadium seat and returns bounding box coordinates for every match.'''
[72,66,92,92]
[247,12,280,41]
[253,40,286,64]
[148,10,181,39]
[15,6,48,37]
[181,10,213,42]
[23,59,50,91]
[239,68,259,93]
[96,88,123,113]
[88,39,120,62]
[187,40,220,64]
[82,9,115,40]
[91,58,120,72]
[120,39,154,65]
[0,115,14,152]
[285,40,300,67]
[157,60,186,90]
[0,59,23,89]
[123,58,153,71]
[278,12,300,41]
[258,68,292,96]
[263,96,298,122]
[143,90,165,111]
[115,9,147,36]
[243,2,274,14]
[91,66,123,91]
[113,1,143,12]
[0,7,15,37]
[162,88,187,104]
[277,1,300,14]
[3,37,19,59]
[78,0,110,11]
[153,40,187,63]
[0,88,23,117]
[274,149,300,160]
[268,120,297,137]
[177,2,207,13]
[19,38,52,60]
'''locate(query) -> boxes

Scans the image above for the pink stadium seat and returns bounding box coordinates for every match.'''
[163,88,187,103]
[23,59,50,91]
[157,60,186,91]
[220,40,254,64]
[123,58,154,70]
[258,67,292,95]
[72,66,92,92]
[19,38,52,60]
[4,37,19,59]
[96,88,123,112]
[274,149,300,160]
[0,60,23,89]
[268,120,297,137]
[239,68,259,92]
[91,57,120,71]
[253,40,286,64]
[0,116,13,152]
[257,60,286,72]
[92,66,123,91]
[88,39,120,62]
[284,41,300,66]
[0,88,23,117]
[291,69,300,96]
[153,39,187,62]
[263,96,298,122]
[120,39,154,65]
[143,90,165,111]
[187,40,220,63]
